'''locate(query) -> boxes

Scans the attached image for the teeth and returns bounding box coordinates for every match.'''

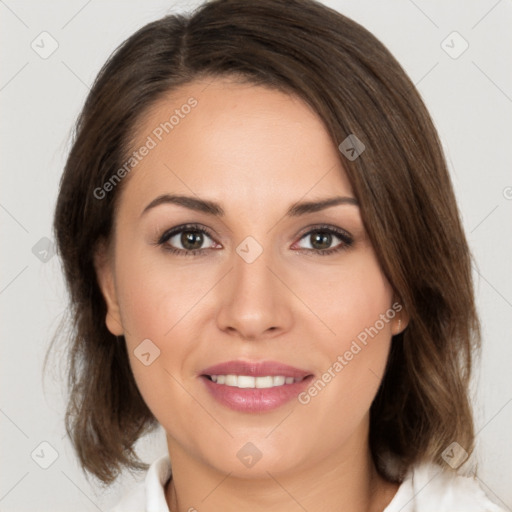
[209,375,303,388]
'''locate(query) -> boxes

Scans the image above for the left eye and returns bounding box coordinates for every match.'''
[294,228,352,253]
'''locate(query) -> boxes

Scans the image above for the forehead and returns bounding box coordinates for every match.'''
[119,77,354,218]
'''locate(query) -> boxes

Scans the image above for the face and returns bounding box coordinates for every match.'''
[95,77,404,479]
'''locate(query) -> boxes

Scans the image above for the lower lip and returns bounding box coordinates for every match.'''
[200,375,314,413]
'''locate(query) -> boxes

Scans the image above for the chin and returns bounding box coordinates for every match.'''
[202,437,307,479]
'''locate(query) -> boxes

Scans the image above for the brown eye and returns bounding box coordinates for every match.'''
[157,224,219,256]
[309,231,334,250]
[294,226,353,256]
[180,231,205,251]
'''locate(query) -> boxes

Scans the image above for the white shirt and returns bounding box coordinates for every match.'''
[108,453,506,512]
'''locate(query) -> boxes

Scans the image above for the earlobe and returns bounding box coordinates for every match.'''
[395,310,410,336]
[93,240,124,336]
[392,297,410,335]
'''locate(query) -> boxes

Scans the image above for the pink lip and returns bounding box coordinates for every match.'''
[199,360,314,413]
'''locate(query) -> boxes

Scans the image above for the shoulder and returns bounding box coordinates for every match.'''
[384,461,506,512]
[108,453,172,512]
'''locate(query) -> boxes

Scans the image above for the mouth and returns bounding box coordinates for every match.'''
[199,360,314,412]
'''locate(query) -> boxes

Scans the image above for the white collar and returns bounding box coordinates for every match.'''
[145,453,172,512]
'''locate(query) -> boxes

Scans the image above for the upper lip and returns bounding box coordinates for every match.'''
[200,360,312,379]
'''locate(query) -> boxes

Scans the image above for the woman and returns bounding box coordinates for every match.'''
[51,0,506,510]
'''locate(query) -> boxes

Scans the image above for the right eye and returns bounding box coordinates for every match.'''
[157,224,220,256]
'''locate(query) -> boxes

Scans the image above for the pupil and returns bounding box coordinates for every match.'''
[182,231,203,250]
[312,232,331,250]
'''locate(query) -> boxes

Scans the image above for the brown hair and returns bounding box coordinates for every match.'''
[49,0,480,486]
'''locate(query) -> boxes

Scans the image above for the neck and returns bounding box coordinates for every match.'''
[164,421,398,512]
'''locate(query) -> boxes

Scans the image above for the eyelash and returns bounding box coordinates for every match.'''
[155,223,354,257]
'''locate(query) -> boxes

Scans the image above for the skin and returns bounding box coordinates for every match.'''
[95,76,409,512]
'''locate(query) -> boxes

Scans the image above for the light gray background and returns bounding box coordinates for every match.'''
[1,1,511,510]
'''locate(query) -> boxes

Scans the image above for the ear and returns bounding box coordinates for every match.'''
[392,296,410,336]
[93,239,124,336]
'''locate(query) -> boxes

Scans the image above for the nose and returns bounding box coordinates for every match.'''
[215,242,293,341]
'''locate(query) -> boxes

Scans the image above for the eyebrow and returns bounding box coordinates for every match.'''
[140,194,359,218]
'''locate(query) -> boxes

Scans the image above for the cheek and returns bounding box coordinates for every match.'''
[112,251,189,398]
[301,247,394,345]
[296,251,394,425]
[116,249,208,340]
[112,248,226,422]
[334,254,394,377]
